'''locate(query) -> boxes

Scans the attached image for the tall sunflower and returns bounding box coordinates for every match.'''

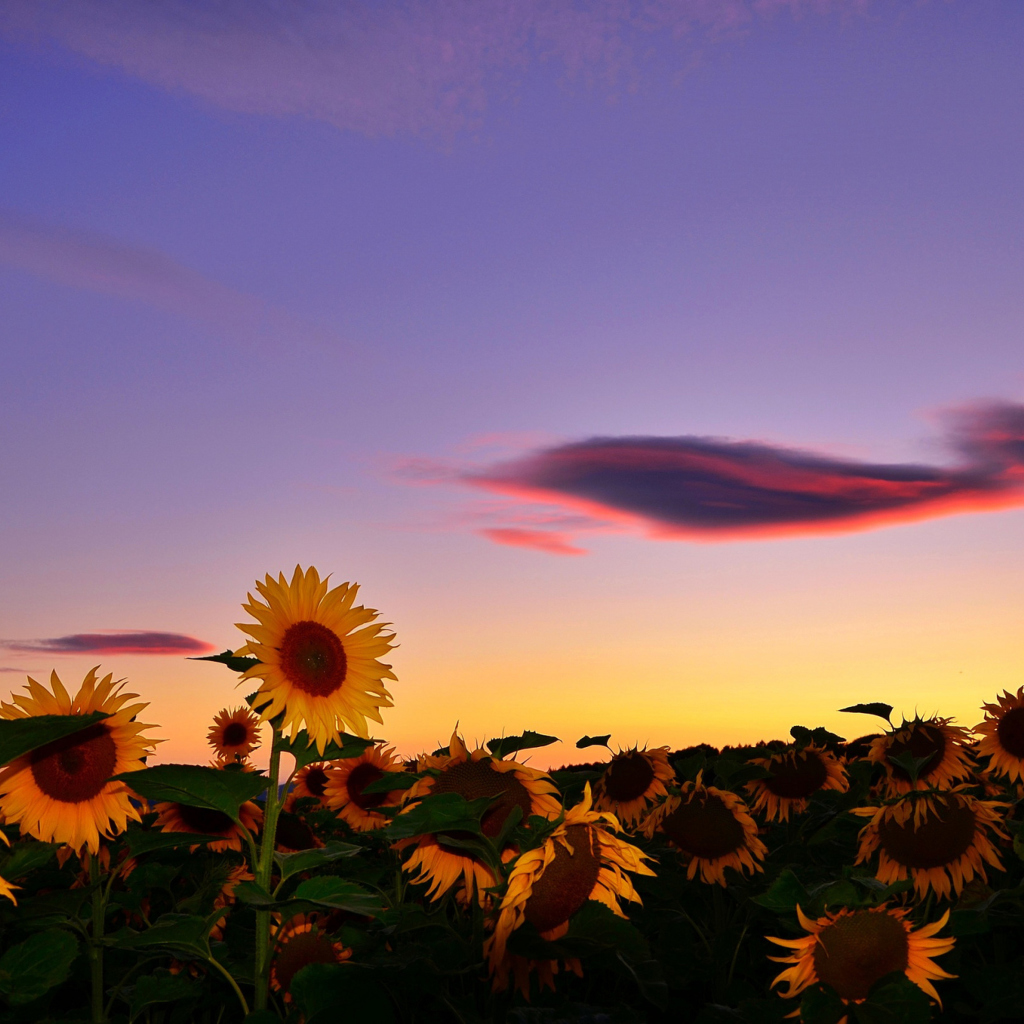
[270,913,352,1001]
[592,746,675,829]
[236,566,396,751]
[976,687,1024,782]
[397,730,561,903]
[867,717,973,796]
[768,905,955,1020]
[154,799,263,853]
[854,790,1008,900]
[323,744,403,831]
[290,762,332,807]
[485,784,654,996]
[208,706,261,760]
[641,775,766,886]
[746,745,848,822]
[0,669,158,854]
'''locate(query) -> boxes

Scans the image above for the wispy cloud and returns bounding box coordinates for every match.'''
[399,401,1024,553]
[3,632,217,655]
[0,667,40,674]
[1,0,876,138]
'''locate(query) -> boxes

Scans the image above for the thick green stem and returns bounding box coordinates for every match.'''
[89,852,106,1024]
[253,725,284,1012]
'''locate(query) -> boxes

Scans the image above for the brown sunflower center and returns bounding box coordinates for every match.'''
[877,797,977,869]
[273,927,341,993]
[812,911,910,1001]
[603,753,656,803]
[346,761,387,810]
[303,766,329,798]
[30,722,117,803]
[661,791,746,860]
[276,811,318,851]
[995,706,1024,759]
[886,725,945,783]
[764,751,828,799]
[222,721,250,747]
[523,825,601,934]
[174,804,236,836]
[279,621,347,697]
[432,760,533,838]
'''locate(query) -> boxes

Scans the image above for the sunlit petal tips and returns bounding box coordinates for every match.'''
[976,686,1024,782]
[867,717,974,797]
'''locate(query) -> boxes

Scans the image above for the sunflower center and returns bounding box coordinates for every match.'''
[279,621,347,697]
[432,760,533,838]
[523,825,601,934]
[174,804,236,836]
[764,751,828,799]
[303,766,329,798]
[887,725,945,783]
[661,791,746,860]
[222,722,250,747]
[346,761,387,810]
[995,706,1024,759]
[276,811,318,851]
[603,753,656,803]
[29,722,117,803]
[812,911,910,1001]
[877,797,977,869]
[273,928,341,994]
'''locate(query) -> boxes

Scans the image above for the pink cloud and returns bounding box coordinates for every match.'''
[4,631,217,656]
[479,527,587,555]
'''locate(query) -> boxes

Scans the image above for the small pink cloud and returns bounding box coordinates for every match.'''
[4,632,217,656]
[478,528,587,555]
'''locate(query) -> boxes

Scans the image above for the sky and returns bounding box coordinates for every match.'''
[1,0,1022,768]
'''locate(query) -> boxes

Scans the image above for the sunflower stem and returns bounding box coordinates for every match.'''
[88,851,106,1024]
[253,724,285,1012]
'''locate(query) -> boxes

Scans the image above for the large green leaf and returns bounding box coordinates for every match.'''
[385,793,493,841]
[799,984,847,1024]
[751,869,811,914]
[0,929,79,1005]
[274,840,362,882]
[123,829,230,856]
[359,771,420,795]
[852,973,931,1024]
[127,970,197,1021]
[278,730,376,770]
[235,877,382,917]
[290,963,396,1024]
[486,731,559,759]
[0,711,109,768]
[113,764,268,819]
[111,912,221,958]
[0,840,57,879]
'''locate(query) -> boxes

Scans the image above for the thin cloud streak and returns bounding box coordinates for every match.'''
[4,631,217,655]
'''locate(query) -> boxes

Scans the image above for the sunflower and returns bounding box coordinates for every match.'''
[236,566,396,752]
[867,717,973,796]
[976,687,1024,783]
[485,784,654,996]
[854,790,1008,900]
[270,913,352,1001]
[0,668,158,854]
[592,746,675,828]
[275,810,322,853]
[768,905,955,1020]
[746,745,849,822]
[153,799,262,853]
[290,762,332,807]
[323,745,402,831]
[641,775,766,886]
[397,730,561,903]
[207,706,262,760]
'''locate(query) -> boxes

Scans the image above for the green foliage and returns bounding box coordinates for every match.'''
[127,970,198,1021]
[114,763,269,818]
[273,839,361,881]
[290,963,396,1024]
[0,711,109,768]
[487,730,560,758]
[189,649,261,674]
[576,734,612,748]
[0,929,78,1005]
[277,730,376,769]
[359,770,420,794]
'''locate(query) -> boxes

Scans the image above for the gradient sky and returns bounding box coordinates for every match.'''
[1,0,1022,768]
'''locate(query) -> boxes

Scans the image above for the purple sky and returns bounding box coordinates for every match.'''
[1,1,1022,762]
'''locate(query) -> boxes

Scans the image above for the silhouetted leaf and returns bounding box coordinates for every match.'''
[291,877,383,916]
[112,912,220,958]
[0,711,109,768]
[799,984,847,1024]
[124,829,227,855]
[0,929,78,1005]
[576,735,612,749]
[274,840,361,881]
[853,972,931,1023]
[487,731,559,759]
[278,731,376,770]
[752,869,810,914]
[114,764,268,820]
[386,793,493,841]
[188,649,260,674]
[360,771,420,795]
[839,704,893,726]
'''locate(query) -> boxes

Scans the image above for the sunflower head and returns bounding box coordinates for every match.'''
[208,706,261,759]
[291,762,332,806]
[592,746,675,829]
[324,744,403,831]
[976,686,1024,782]
[236,566,396,751]
[746,745,849,822]
[153,799,263,854]
[270,913,352,1001]
[867,717,973,795]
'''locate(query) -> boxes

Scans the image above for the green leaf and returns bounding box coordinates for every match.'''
[486,731,559,759]
[0,929,79,1005]
[674,752,706,782]
[111,912,220,958]
[576,734,611,749]
[386,792,493,841]
[277,731,376,770]
[0,839,57,879]
[0,711,109,768]
[291,877,384,916]
[290,963,396,1024]
[751,869,810,914]
[113,764,268,819]
[123,829,229,855]
[1014,829,1024,862]
[274,840,362,881]
[852,972,931,1024]
[839,703,893,726]
[886,752,933,786]
[127,970,197,1021]
[791,725,846,750]
[799,984,847,1024]
[188,649,260,674]
[359,771,419,795]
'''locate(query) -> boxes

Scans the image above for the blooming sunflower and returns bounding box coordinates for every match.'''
[854,790,1008,900]
[153,799,263,853]
[323,744,402,831]
[976,687,1024,783]
[0,669,158,854]
[290,762,332,807]
[868,717,973,796]
[769,905,955,1020]
[236,566,396,751]
[398,730,561,903]
[746,745,849,822]
[207,706,261,760]
[485,784,654,996]
[270,913,352,1001]
[642,775,765,885]
[592,746,675,829]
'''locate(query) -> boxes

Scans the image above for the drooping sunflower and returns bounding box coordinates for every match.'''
[153,799,263,853]
[746,745,849,822]
[976,687,1024,783]
[868,717,973,796]
[270,913,352,1001]
[592,746,675,828]
[854,790,1008,900]
[275,810,323,853]
[236,566,396,751]
[0,669,158,854]
[641,774,766,885]
[397,730,561,903]
[208,706,262,760]
[485,784,655,996]
[323,744,402,831]
[290,762,332,807]
[768,905,955,1020]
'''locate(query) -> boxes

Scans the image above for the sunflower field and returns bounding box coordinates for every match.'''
[2,566,1024,1024]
